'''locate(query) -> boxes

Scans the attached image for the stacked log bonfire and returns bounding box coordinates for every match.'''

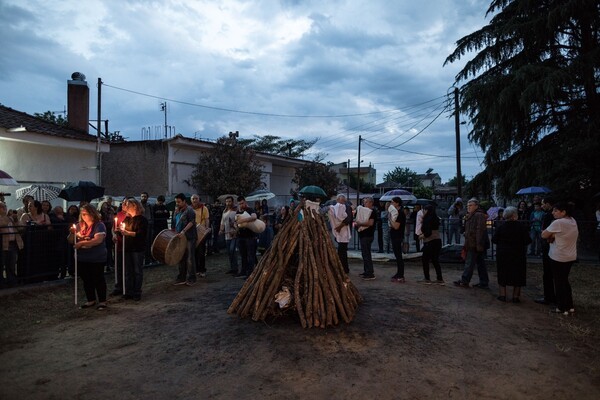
[227,205,362,328]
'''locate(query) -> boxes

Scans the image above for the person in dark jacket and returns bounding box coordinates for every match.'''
[534,197,556,305]
[418,204,444,285]
[454,198,489,288]
[118,198,148,301]
[492,206,531,302]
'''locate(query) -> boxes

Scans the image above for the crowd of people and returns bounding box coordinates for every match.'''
[0,190,595,317]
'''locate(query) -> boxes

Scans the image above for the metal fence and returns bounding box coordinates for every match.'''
[1,218,598,287]
[1,223,73,285]
[349,218,599,262]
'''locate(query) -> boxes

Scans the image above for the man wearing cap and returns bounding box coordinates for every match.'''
[454,198,489,288]
[447,197,465,245]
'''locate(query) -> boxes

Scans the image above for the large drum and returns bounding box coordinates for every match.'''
[196,224,212,247]
[151,229,187,266]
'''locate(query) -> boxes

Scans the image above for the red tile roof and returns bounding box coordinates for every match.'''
[0,104,100,142]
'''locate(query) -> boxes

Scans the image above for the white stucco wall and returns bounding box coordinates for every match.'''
[0,130,107,210]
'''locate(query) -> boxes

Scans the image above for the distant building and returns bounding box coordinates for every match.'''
[330,161,377,186]
[416,172,442,188]
[101,135,311,205]
[0,73,109,210]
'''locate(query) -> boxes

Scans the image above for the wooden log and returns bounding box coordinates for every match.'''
[294,229,307,328]
[256,228,301,321]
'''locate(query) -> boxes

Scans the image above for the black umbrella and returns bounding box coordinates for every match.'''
[58,181,105,202]
[165,193,192,212]
[299,185,327,197]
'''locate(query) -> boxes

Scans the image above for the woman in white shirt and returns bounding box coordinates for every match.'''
[541,202,578,315]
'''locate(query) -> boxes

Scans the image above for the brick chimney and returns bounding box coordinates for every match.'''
[67,72,89,133]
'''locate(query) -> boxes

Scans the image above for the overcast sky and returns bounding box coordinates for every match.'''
[1,0,492,184]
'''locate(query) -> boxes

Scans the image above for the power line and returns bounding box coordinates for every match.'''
[359,101,448,157]
[313,96,447,149]
[103,83,407,118]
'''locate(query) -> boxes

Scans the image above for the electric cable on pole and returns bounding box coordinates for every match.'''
[454,87,462,197]
[357,135,362,206]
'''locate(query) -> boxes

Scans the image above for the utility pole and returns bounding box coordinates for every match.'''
[357,135,362,206]
[347,158,350,200]
[161,102,168,138]
[97,78,102,184]
[454,87,462,198]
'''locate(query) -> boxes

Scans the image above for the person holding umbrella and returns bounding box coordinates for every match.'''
[70,204,108,310]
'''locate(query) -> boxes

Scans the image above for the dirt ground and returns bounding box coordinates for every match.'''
[1,254,599,400]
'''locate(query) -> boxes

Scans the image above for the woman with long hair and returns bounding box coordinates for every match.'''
[541,202,578,315]
[71,204,108,310]
[117,198,148,301]
[19,200,50,226]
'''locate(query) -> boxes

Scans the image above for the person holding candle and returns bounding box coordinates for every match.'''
[70,204,108,310]
[100,196,116,273]
[118,198,148,301]
[110,199,128,296]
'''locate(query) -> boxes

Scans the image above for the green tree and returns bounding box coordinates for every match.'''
[292,159,339,198]
[238,135,317,158]
[344,172,376,194]
[383,167,419,187]
[34,111,67,126]
[413,186,433,200]
[446,174,469,187]
[445,0,600,199]
[190,135,263,198]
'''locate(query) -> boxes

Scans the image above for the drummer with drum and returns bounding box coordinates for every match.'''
[171,193,198,286]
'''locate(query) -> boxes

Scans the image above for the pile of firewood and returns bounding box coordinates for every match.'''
[227,206,362,328]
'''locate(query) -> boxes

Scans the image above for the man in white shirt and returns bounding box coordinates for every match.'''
[219,196,238,275]
[329,194,352,273]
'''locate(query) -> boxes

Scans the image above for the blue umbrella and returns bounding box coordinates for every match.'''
[58,181,105,202]
[516,186,551,195]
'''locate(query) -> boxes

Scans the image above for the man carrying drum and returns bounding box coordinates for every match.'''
[171,193,198,287]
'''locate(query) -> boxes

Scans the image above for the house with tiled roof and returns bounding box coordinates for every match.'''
[0,74,109,209]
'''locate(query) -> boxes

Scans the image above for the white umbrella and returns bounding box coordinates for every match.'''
[245,189,276,202]
[217,193,238,202]
[0,169,18,186]
[16,184,62,201]
[379,189,417,203]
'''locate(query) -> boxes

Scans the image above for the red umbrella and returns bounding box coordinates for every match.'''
[0,169,19,186]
